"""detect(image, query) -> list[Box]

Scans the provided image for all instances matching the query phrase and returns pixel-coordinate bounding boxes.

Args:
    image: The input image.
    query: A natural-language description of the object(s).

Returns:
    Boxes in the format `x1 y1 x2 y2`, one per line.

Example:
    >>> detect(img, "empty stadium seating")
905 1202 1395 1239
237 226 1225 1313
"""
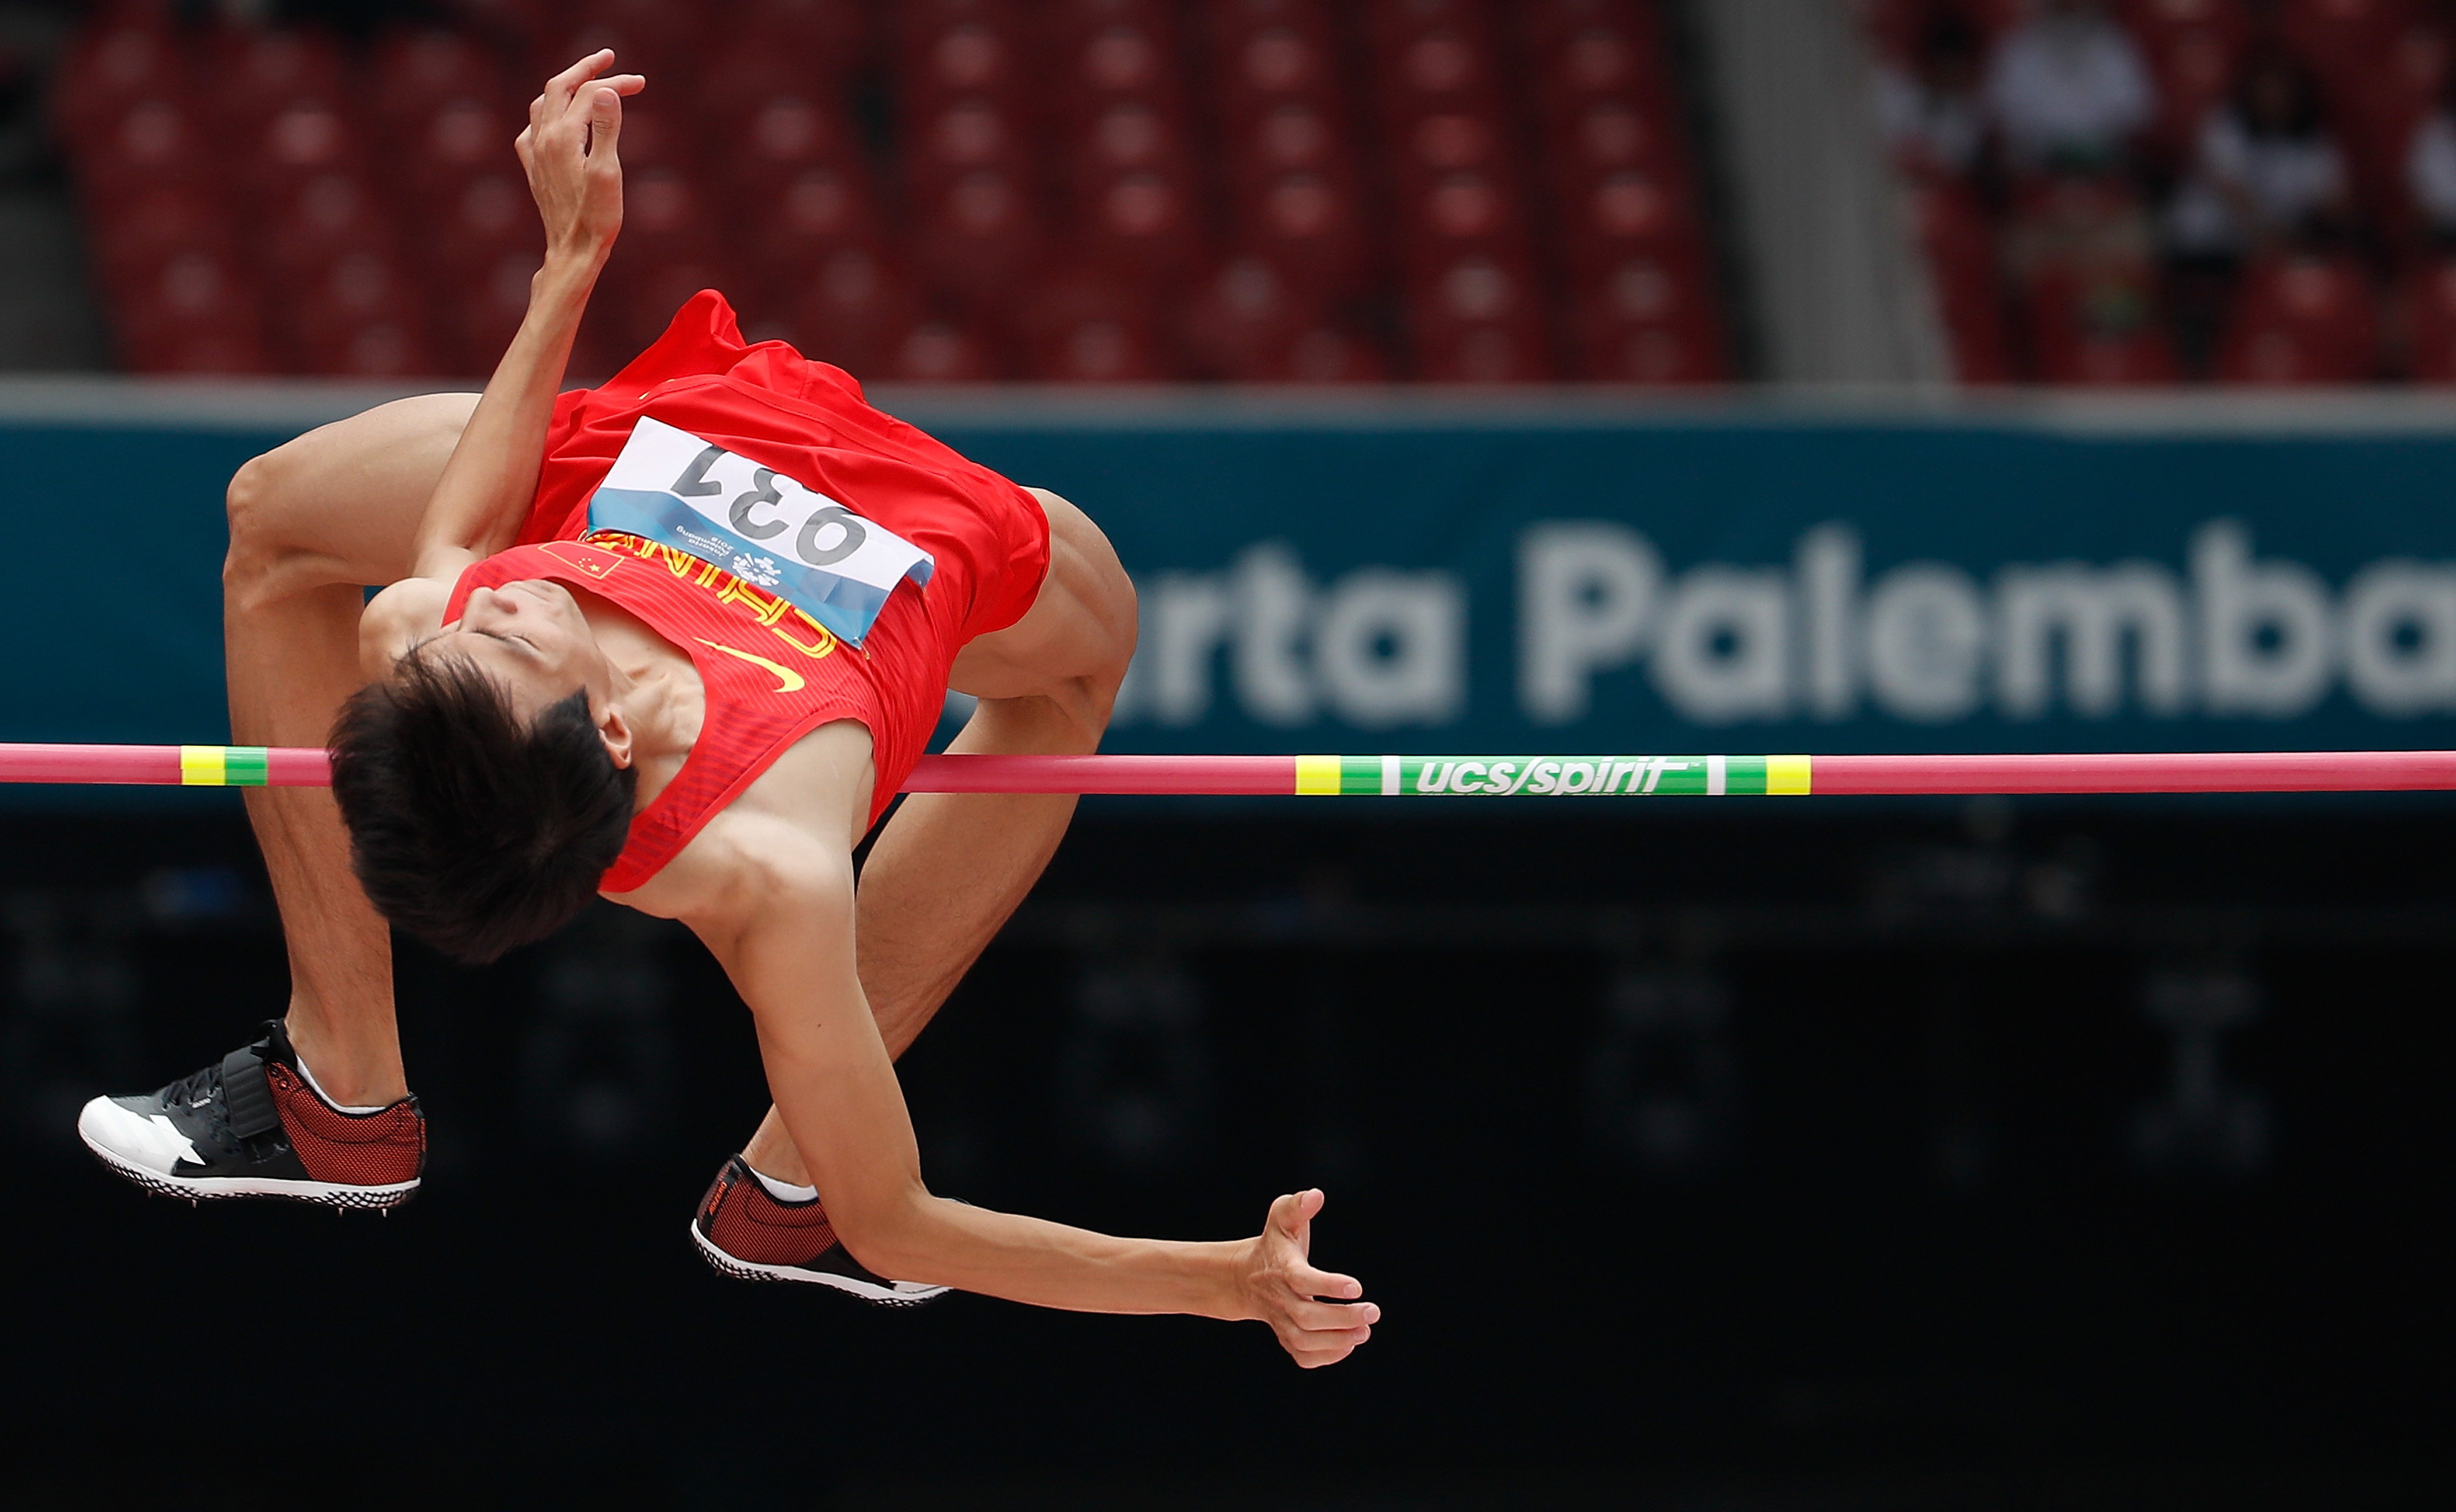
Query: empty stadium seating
53 0 1727 384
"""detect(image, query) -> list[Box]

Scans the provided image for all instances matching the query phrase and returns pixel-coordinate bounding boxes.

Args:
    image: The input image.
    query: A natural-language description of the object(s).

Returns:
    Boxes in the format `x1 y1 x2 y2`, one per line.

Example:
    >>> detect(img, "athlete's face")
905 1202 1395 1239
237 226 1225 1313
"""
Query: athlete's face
420 579 618 734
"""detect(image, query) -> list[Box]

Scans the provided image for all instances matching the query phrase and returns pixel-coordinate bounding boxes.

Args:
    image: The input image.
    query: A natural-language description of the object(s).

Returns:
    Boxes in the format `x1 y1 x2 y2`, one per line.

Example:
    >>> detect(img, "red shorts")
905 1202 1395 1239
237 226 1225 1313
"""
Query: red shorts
509 292 1049 838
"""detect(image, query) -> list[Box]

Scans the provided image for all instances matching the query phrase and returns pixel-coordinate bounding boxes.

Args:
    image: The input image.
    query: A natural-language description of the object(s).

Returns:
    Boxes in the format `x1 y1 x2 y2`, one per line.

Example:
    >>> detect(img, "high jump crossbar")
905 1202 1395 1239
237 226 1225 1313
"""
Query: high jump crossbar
4 745 2455 797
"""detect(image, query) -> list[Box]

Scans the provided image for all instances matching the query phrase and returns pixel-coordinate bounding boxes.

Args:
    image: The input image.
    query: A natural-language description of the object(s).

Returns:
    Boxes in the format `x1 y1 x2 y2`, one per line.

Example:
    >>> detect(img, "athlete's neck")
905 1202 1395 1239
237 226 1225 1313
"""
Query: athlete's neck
571 591 705 812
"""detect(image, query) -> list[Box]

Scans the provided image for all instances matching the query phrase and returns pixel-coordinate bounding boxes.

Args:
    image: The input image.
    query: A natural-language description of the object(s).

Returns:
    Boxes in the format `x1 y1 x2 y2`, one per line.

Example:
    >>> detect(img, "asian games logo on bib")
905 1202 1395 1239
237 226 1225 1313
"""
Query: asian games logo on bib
587 416 935 645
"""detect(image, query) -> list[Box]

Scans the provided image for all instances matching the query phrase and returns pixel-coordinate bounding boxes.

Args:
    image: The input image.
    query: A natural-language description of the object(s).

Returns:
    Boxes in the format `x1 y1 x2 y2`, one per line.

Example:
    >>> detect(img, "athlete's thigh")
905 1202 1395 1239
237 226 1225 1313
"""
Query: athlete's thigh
947 488 1137 699
228 391 480 591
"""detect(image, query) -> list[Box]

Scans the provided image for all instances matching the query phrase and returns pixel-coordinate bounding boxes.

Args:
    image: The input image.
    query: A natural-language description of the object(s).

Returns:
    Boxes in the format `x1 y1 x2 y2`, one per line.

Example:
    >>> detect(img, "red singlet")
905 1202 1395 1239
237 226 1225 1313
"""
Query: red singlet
443 292 1050 893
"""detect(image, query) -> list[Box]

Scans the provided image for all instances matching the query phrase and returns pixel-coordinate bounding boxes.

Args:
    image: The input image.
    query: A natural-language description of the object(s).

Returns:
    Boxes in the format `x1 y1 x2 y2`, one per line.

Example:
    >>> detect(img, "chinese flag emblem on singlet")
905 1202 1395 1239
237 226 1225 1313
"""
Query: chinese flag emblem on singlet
538 541 628 581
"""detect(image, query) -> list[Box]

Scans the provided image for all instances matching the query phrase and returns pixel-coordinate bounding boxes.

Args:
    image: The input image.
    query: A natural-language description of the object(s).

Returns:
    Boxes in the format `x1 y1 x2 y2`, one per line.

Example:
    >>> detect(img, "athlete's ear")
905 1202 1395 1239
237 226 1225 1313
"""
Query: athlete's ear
597 702 635 770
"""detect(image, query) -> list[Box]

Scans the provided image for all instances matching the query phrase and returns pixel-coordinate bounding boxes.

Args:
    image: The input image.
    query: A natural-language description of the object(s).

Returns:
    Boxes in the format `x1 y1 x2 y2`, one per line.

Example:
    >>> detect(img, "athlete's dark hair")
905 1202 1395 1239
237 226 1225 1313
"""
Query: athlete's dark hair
329 651 637 965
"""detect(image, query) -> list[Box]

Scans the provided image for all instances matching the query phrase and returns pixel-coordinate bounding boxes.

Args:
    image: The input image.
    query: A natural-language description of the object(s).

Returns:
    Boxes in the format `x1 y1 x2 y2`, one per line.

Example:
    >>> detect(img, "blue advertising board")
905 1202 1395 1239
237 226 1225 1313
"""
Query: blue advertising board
6 385 2456 808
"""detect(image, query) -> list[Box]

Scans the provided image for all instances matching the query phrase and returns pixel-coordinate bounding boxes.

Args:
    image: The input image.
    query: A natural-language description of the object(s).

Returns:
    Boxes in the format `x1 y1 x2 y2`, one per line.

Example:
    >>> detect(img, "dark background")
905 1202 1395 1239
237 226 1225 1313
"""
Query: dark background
1 796 2447 1508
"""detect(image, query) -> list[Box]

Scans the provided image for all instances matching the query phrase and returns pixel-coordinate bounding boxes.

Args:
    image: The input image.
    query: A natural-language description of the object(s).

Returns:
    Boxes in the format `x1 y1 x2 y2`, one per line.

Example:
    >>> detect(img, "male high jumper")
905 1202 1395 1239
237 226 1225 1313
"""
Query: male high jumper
76 53 1375 1368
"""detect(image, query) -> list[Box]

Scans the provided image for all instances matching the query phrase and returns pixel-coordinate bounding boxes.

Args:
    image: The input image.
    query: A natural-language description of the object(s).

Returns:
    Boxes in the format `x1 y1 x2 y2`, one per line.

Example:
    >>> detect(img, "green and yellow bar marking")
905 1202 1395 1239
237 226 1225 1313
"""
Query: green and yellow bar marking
178 745 272 787
1290 756 1816 796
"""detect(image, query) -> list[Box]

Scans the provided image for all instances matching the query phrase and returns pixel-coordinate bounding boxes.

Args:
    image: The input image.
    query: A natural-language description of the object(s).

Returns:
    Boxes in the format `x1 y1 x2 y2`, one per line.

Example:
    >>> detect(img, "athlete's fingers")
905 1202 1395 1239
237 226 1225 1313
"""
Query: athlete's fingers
540 48 615 114
1287 1263 1363 1302
1267 1188 1323 1244
581 81 623 159
1286 1296 1378 1332
1286 1335 1362 1368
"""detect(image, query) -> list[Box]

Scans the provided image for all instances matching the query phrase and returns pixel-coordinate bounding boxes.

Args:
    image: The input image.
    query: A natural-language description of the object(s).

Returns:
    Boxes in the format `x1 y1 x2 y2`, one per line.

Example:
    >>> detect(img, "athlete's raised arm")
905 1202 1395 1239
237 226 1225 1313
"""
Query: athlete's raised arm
360 51 642 668
669 797 1378 1368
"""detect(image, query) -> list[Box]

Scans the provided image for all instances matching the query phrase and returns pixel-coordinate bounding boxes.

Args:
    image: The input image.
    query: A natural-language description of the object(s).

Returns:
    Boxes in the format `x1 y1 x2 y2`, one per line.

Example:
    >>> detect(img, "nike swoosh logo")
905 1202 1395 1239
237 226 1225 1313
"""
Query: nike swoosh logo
696 638 806 694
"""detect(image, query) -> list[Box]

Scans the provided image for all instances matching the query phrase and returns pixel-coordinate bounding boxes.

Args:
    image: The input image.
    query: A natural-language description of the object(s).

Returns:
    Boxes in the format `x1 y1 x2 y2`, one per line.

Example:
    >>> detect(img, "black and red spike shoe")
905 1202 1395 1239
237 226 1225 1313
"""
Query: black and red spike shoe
77 1020 423 1211
691 1155 948 1306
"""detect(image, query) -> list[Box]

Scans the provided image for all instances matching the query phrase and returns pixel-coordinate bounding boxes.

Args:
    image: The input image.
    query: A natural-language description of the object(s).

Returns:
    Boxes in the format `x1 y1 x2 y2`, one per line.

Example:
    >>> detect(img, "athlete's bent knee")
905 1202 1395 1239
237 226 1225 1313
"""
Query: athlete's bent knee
221 452 287 604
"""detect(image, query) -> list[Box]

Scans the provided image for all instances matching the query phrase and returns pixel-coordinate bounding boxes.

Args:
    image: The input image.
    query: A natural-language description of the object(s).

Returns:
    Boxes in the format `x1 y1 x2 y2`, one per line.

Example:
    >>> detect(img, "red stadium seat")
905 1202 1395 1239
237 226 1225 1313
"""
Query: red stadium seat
616 259 740 352
285 248 421 351
369 29 508 124
736 0 868 55
1394 169 1536 269
2279 0 2416 76
1555 166 1699 272
451 0 554 50
2216 255 2382 383
534 0 704 84
912 166 1047 304
73 96 216 198
440 249 551 377
1054 15 1187 112
1234 169 1374 295
904 98 1036 198
2401 260 2456 381
122 321 276 376
86 184 231 297
53 11 184 144
234 99 371 208
1404 251 1558 381
263 171 401 279
884 317 1000 382
1076 166 1208 281
1209 12 1346 121
1019 274 1169 381
1069 99 1201 185
610 166 723 274
1174 251 1397 381
399 95 527 206
723 95 868 199
1412 320 1558 382
1219 101 1366 211
423 171 543 278
599 104 702 176
1371 25 1509 122
2334 22 2449 224
1176 252 1325 377
1542 99 1689 184
787 245 927 374
111 245 265 366
741 166 884 297
201 25 350 131
1523 9 1675 113
1579 320 1727 384
1566 253 1729 384
897 8 1032 112
1269 324 1392 382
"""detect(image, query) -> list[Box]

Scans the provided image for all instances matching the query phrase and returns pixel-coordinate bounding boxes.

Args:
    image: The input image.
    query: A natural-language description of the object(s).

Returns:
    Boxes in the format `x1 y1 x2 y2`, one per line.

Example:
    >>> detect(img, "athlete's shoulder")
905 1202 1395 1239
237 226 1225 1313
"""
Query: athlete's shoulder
357 575 455 678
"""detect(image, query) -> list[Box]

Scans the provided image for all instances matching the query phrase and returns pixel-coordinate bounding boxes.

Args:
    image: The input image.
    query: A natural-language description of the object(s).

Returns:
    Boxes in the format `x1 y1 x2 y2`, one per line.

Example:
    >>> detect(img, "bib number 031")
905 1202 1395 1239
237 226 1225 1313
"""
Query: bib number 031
587 416 936 645
671 443 869 569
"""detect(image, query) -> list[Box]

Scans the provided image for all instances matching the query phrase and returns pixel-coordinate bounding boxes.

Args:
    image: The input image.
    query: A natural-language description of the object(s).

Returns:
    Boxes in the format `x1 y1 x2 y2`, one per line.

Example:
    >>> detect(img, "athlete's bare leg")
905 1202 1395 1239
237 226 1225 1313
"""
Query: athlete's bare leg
228 409 1132 1124
741 489 1136 1184
222 393 480 1105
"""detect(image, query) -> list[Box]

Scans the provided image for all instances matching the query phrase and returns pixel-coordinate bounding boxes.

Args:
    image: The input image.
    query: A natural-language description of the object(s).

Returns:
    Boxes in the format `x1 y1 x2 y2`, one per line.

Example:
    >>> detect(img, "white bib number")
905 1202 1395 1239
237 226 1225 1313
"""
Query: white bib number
588 416 935 645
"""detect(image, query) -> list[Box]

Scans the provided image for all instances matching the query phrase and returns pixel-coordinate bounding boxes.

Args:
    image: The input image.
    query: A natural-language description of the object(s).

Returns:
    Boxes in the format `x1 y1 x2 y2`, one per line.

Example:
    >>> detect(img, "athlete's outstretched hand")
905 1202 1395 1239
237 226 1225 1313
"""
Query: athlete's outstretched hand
1237 1189 1378 1368
515 50 645 263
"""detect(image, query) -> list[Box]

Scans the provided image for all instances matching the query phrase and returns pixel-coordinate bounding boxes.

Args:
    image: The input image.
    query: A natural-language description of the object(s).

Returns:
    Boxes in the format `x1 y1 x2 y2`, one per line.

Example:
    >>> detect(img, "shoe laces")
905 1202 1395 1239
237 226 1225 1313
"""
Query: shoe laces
160 1062 222 1114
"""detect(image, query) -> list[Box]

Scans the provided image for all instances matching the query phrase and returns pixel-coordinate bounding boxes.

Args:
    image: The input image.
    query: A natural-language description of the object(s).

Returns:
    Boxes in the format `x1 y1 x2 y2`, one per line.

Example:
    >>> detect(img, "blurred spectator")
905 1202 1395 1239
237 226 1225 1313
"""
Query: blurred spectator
1983 0 2155 173
2166 49 2350 372
2167 51 2349 258
1874 8 1989 180
2406 65 2456 244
